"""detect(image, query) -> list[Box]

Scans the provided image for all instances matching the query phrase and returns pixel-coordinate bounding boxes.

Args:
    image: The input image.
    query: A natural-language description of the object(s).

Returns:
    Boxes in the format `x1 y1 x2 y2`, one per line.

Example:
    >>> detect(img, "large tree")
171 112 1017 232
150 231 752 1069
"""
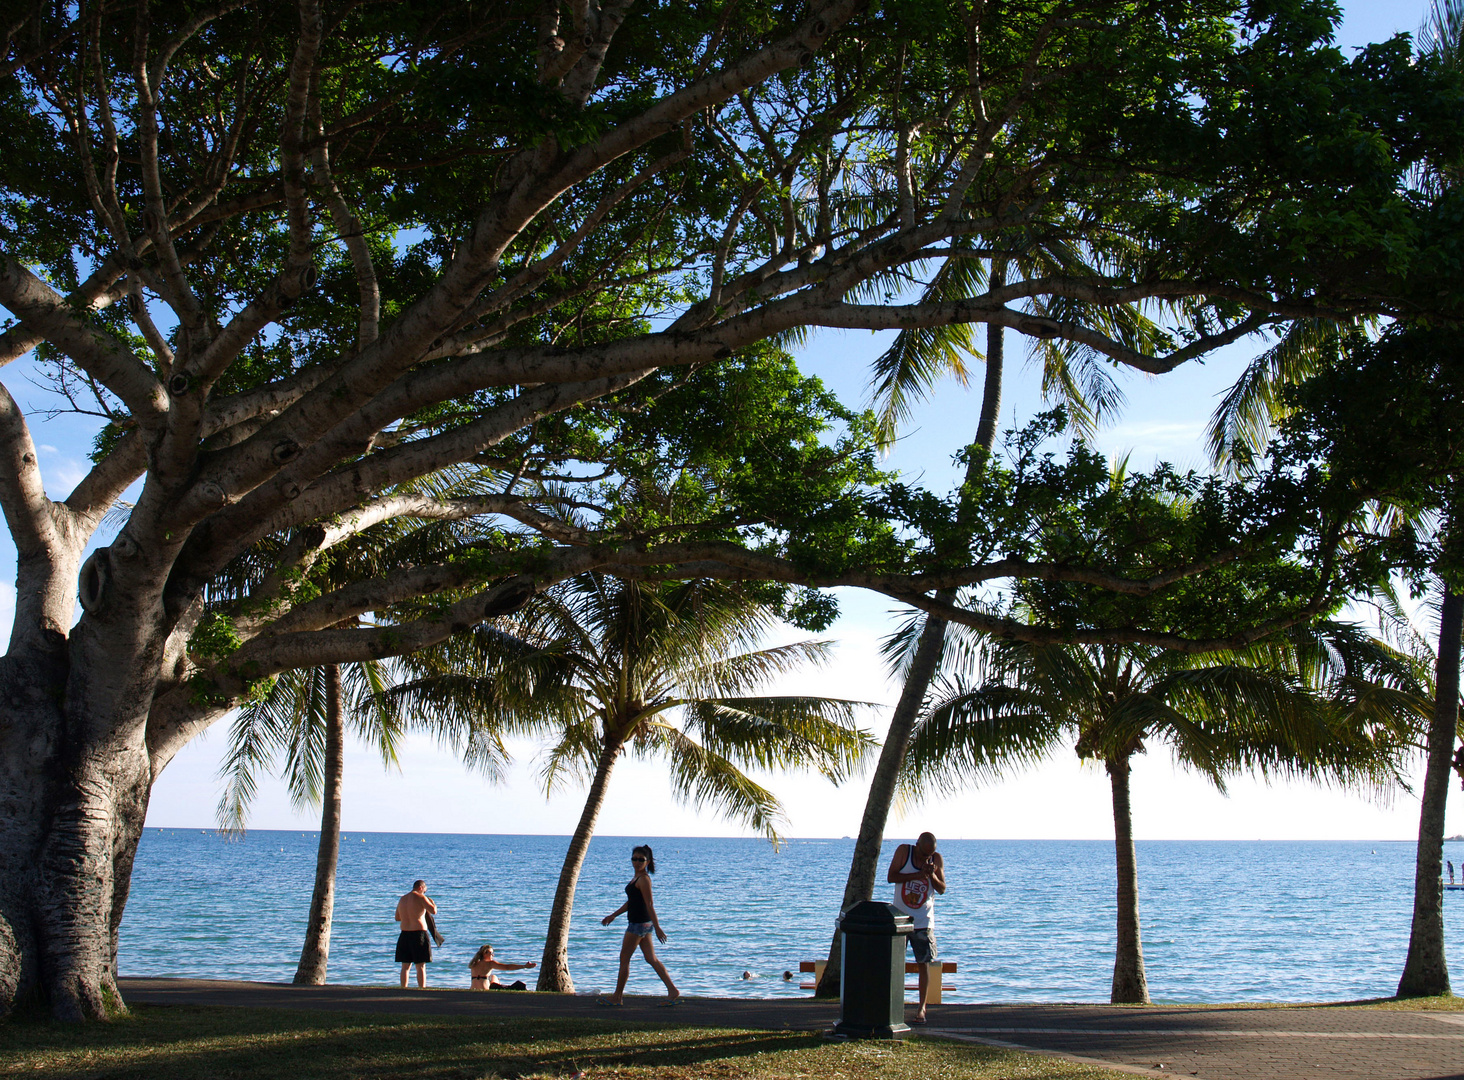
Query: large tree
0 0 1459 1019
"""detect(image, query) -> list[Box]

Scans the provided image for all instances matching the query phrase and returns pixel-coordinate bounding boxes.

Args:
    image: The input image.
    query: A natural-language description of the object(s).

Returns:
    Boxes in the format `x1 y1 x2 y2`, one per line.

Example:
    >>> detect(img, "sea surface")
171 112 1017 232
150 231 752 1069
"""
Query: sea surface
120 832 1464 1003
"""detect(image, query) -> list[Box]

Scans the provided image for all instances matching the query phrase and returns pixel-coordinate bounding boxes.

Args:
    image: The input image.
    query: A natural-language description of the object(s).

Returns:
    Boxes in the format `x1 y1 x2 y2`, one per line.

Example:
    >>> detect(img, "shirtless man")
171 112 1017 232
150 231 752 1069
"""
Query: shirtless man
394 879 437 988
888 832 946 1024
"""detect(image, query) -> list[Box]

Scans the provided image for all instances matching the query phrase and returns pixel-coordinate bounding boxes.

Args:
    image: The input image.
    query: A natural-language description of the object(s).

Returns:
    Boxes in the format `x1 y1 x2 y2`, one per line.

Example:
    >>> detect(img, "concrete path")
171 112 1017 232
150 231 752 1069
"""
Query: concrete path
117 979 1464 1080
922 1003 1464 1080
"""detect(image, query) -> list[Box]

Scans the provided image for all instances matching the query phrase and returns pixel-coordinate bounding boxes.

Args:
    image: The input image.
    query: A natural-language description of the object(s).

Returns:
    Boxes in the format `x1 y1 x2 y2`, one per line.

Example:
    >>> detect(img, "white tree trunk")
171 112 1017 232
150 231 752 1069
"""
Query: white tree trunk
0 514 168 1020
1 666 156 1019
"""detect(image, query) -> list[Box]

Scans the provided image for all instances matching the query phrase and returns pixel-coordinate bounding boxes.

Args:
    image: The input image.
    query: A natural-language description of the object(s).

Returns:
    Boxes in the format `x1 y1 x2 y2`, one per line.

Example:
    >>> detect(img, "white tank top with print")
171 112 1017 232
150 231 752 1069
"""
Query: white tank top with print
891 842 934 929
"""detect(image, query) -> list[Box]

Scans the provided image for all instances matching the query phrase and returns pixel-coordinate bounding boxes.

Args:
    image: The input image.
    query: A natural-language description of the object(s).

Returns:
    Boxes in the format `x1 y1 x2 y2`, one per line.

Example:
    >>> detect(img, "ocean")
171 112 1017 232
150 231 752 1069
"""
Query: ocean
119 831 1464 1003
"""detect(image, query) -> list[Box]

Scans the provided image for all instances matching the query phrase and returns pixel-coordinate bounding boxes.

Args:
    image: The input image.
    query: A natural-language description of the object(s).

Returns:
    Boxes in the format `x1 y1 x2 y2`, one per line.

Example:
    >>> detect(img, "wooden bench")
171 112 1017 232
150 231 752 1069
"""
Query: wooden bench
798 959 958 1003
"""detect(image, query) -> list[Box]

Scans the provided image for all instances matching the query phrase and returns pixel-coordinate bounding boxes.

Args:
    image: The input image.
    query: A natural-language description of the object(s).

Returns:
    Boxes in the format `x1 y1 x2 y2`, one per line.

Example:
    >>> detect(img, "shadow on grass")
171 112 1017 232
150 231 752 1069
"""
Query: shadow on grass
0 1006 837 1080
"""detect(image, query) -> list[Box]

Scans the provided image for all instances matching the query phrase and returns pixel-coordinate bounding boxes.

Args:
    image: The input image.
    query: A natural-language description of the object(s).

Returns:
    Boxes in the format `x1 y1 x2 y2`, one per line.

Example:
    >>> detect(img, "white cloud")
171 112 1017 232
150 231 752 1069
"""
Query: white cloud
41 457 88 499
1101 420 1204 442
1091 421 1208 466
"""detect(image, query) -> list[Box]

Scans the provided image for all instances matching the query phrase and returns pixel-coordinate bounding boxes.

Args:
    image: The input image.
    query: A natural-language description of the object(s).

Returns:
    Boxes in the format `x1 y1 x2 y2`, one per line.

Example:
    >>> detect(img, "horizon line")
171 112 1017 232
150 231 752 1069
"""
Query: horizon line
142 826 1439 844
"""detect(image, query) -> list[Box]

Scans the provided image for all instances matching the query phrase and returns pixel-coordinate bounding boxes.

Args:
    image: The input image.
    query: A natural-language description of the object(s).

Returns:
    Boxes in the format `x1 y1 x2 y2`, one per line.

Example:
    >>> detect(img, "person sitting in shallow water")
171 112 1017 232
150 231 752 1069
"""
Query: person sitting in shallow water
468 944 536 990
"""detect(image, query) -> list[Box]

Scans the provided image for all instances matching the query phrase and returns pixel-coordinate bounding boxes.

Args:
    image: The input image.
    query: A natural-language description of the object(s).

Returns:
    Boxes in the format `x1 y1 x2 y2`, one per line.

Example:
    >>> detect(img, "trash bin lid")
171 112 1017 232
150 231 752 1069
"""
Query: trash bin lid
838 900 914 936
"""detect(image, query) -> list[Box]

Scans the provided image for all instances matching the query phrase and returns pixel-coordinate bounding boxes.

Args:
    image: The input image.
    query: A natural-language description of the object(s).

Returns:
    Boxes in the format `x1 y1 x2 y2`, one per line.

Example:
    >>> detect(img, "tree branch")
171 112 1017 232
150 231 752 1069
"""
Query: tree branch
173 371 652 587
0 381 57 557
0 254 168 425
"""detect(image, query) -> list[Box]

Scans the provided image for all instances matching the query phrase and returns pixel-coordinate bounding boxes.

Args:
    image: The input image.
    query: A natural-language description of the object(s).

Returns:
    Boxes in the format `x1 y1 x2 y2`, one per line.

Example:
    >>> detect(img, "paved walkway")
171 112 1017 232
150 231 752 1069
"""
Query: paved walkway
118 979 1464 1080
922 1003 1464 1080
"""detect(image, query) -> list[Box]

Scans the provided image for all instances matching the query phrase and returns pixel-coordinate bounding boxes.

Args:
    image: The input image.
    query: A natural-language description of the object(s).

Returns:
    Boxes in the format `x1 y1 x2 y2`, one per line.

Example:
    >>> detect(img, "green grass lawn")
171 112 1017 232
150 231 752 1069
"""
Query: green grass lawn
0 1005 1124 1080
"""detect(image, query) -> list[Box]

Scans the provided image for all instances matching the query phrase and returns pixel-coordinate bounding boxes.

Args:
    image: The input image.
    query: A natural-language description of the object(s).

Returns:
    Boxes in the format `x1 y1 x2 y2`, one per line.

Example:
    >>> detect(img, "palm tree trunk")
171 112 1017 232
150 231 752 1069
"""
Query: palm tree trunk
814 613 948 996
294 665 343 986
537 735 624 993
1398 585 1463 998
1108 752 1150 1004
972 264 1006 454
815 273 1006 998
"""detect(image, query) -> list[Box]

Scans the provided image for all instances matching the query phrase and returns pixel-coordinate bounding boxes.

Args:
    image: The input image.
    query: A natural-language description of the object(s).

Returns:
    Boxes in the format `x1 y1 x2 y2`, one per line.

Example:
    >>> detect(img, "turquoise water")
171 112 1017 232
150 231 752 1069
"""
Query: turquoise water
119 832 1464 1002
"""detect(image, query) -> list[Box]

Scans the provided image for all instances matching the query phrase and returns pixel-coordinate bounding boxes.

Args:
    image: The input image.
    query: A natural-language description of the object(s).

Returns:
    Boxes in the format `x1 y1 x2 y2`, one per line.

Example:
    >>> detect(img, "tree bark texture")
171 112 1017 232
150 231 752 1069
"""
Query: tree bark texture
1 659 156 1020
1398 585 1463 998
0 644 67 1013
294 664 344 986
536 736 624 992
1108 753 1151 1004
815 294 1006 997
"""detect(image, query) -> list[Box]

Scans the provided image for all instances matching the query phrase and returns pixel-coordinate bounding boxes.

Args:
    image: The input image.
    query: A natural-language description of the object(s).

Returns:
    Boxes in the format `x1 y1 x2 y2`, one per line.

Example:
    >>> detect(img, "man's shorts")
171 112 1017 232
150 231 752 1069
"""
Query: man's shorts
908 927 937 964
395 930 432 964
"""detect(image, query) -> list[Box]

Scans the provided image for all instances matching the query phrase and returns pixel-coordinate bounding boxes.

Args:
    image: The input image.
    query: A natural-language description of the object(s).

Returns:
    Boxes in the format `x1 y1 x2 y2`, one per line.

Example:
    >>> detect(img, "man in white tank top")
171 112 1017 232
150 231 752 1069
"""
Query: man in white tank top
888 831 945 1023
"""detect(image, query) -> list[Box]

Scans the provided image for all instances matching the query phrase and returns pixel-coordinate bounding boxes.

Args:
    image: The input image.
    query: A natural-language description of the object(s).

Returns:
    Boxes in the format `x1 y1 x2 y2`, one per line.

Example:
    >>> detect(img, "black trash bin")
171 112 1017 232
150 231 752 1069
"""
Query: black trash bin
831 900 912 1039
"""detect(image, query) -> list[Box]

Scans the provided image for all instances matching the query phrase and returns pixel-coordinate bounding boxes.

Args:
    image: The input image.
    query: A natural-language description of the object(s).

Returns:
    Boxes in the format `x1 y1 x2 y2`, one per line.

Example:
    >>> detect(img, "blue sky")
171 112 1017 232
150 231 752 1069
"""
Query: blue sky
5 1 1447 841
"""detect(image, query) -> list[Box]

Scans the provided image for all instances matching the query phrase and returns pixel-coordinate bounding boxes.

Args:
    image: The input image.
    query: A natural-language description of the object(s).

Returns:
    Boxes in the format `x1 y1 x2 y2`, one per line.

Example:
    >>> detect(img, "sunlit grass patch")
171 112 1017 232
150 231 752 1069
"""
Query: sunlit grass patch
1360 994 1464 1011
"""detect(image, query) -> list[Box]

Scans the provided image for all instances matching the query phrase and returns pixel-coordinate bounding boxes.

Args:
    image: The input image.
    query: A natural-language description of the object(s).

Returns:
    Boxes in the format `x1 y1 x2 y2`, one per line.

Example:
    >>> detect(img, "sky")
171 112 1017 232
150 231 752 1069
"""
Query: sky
5 0 1451 844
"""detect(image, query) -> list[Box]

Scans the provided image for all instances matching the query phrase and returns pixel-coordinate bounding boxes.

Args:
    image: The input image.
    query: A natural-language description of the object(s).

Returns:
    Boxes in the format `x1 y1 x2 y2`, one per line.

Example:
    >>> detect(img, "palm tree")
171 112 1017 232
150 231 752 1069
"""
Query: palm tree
391 573 875 993
815 240 1170 994
1212 316 1464 1000
217 655 402 984
901 621 1427 1003
212 508 508 985
1390 0 1464 1000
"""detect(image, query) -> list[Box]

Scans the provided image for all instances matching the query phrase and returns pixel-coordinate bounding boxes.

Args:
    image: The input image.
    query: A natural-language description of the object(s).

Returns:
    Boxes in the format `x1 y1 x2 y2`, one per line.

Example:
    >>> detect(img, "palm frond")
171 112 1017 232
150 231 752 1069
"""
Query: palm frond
279 667 329 811
867 255 988 447
1205 319 1354 475
345 659 404 769
878 607 933 682
215 669 308 833
682 697 876 781
681 640 839 698
640 722 789 844
901 679 1066 796
1421 0 1464 65
539 714 606 794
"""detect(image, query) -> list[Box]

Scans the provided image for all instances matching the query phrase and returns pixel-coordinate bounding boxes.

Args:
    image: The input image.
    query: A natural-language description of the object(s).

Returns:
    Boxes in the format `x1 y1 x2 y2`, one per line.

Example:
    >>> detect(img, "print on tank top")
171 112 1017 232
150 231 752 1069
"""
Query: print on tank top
901 876 931 911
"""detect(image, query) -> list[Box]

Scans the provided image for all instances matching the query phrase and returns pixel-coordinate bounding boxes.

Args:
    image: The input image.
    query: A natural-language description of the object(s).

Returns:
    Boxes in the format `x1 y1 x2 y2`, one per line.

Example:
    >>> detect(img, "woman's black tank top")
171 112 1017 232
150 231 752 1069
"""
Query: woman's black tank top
625 879 651 922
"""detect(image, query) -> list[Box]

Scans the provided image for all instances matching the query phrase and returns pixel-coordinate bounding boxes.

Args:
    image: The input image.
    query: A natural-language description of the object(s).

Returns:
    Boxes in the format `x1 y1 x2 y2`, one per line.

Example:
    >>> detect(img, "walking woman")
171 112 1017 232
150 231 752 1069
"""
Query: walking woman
599 844 680 1005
